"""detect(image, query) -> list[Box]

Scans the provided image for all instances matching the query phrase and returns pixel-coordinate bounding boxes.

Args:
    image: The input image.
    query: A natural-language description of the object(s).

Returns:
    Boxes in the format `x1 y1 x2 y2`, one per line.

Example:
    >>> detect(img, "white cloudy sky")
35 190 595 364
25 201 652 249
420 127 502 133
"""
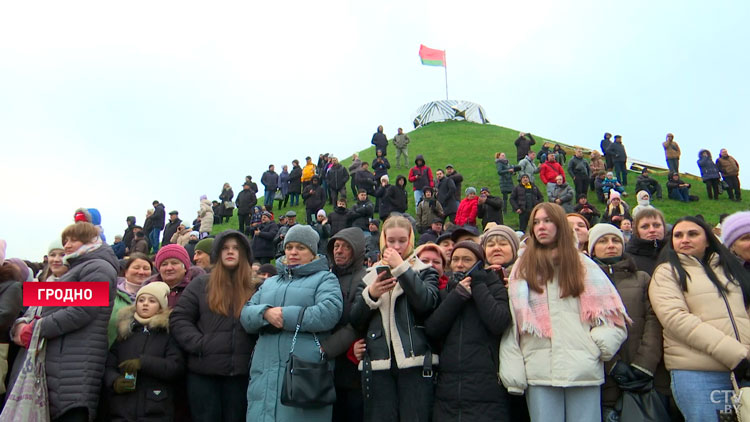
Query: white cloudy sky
1 1 748 261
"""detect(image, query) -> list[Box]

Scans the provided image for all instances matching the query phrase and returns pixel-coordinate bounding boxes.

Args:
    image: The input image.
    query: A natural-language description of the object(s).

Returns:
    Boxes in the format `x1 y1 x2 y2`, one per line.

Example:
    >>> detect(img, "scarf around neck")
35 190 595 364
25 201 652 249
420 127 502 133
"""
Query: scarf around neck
508 254 630 338
63 236 103 265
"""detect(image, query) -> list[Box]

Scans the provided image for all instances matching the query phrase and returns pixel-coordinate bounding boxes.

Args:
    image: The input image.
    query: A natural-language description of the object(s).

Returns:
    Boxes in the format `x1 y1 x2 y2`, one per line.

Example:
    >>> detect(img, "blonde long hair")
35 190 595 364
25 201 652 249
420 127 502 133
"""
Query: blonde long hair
379 216 416 259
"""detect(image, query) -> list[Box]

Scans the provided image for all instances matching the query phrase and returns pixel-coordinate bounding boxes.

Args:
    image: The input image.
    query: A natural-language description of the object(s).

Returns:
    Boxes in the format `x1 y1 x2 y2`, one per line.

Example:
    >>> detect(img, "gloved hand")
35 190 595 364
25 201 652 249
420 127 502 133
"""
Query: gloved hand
630 365 653 382
119 358 142 373
113 376 135 394
468 267 489 285
19 321 35 349
733 359 750 381
610 361 637 386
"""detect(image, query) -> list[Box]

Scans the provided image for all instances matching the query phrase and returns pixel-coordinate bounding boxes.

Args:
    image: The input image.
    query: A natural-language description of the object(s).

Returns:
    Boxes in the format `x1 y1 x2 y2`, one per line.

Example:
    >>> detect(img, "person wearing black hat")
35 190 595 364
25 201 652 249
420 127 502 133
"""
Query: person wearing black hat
418 218 444 245
425 241 511 421
366 219 381 261
171 230 260 421
477 187 503 227
273 210 298 258
451 225 481 244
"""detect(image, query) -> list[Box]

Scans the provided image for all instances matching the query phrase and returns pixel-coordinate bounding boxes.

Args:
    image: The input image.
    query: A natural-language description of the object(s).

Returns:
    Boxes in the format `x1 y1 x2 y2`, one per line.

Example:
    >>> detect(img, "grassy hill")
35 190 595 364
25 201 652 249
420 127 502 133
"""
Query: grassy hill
213 120 747 234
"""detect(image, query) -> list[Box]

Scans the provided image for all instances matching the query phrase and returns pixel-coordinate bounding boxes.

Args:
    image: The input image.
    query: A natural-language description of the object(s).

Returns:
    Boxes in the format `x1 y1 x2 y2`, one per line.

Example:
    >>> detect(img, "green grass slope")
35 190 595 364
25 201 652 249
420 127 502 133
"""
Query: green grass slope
214 120 747 234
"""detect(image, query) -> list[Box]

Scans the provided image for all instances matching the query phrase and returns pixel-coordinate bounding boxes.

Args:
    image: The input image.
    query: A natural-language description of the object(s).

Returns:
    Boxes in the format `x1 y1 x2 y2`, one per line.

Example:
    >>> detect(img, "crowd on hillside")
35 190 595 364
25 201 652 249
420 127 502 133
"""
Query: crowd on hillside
0 125 748 422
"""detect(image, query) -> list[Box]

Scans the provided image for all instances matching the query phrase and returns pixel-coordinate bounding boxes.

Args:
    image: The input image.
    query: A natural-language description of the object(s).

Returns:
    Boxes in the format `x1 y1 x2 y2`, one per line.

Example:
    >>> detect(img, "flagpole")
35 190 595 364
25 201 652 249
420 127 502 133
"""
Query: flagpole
443 50 448 100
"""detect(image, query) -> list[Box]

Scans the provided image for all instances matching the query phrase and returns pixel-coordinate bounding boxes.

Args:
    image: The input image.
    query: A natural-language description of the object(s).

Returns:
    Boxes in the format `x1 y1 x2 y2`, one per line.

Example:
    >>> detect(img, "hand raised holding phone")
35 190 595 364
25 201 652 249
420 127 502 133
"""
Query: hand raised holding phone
368 266 397 299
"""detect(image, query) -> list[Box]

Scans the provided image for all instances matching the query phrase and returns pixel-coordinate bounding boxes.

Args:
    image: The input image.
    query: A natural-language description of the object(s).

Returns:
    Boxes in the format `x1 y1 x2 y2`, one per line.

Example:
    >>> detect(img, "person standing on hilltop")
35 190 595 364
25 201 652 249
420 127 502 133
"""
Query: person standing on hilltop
348 153 363 197
495 152 519 213
372 125 389 156
287 159 303 207
301 156 316 189
148 200 166 254
408 155 434 212
446 164 463 204
600 132 614 170
568 148 591 198
607 135 628 186
261 164 279 211
514 132 536 162
436 169 458 223
662 133 681 174
392 127 411 168
716 148 742 202
326 156 350 206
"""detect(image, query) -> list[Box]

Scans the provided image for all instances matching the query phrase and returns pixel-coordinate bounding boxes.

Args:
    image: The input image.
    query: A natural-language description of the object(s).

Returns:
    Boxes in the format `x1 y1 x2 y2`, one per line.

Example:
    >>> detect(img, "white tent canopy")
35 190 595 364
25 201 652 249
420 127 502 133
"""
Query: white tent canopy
412 100 489 128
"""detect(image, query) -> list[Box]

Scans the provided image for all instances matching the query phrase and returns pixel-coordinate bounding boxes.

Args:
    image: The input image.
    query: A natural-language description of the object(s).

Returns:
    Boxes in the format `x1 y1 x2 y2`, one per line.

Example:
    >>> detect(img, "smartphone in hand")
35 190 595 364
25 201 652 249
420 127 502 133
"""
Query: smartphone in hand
375 265 393 279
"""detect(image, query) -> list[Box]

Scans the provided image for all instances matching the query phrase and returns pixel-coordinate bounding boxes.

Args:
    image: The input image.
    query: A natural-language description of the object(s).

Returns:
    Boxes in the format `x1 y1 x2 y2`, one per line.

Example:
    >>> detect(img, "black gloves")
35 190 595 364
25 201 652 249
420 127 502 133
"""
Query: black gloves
610 361 653 390
733 359 750 381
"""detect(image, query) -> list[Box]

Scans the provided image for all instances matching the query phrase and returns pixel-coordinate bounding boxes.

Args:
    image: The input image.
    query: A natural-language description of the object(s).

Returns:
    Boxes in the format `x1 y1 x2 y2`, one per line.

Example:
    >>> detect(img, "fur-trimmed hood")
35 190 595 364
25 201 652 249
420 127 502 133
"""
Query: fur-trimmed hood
116 304 171 340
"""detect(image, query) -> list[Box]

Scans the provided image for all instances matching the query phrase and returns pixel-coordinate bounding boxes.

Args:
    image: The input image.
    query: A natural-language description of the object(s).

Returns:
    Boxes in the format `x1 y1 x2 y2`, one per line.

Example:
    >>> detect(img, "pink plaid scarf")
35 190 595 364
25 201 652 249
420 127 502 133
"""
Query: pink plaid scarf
508 256 630 338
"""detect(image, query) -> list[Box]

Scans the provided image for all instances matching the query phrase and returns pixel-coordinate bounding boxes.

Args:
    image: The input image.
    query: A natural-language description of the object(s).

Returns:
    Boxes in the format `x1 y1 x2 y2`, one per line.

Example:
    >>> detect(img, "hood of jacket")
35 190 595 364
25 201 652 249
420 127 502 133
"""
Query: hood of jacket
636 190 651 206
275 254 330 280
116 304 171 340
327 227 366 275
698 149 713 160
66 242 120 271
395 175 408 189
414 154 425 166
212 229 253 264
625 235 665 257
593 254 638 278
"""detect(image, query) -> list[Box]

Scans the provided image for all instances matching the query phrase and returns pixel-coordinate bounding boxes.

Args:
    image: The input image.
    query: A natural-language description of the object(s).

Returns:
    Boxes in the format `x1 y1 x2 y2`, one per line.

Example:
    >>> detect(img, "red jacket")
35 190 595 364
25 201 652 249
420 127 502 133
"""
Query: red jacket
540 162 565 184
454 196 478 226
408 165 435 191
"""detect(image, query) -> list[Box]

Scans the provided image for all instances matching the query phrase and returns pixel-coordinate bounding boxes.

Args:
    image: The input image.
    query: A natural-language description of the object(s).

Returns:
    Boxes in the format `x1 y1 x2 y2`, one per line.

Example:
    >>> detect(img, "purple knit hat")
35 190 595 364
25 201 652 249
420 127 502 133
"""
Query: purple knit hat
5 257 30 281
722 211 750 249
154 244 191 270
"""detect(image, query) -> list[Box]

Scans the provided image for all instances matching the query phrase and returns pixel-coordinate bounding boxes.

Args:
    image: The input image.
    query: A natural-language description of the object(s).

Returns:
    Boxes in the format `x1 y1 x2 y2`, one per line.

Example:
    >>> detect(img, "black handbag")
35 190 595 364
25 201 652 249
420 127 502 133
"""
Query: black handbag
280 307 336 408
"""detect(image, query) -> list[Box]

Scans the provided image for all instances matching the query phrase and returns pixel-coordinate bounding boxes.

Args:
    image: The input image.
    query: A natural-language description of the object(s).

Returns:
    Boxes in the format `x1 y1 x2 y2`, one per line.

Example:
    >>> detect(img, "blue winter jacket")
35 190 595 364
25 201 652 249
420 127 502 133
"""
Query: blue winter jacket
241 256 343 422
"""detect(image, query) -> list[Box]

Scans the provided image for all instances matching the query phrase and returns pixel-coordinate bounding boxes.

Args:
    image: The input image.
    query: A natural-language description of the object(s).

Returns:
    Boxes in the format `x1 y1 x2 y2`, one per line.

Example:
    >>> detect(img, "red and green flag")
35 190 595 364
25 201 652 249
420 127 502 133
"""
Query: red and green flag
419 44 446 67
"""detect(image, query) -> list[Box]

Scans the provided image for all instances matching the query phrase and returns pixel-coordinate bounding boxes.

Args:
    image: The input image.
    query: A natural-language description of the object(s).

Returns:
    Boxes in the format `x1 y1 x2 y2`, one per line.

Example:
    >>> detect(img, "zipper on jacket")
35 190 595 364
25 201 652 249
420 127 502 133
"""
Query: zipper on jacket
405 305 415 357
607 264 614 276
719 287 741 342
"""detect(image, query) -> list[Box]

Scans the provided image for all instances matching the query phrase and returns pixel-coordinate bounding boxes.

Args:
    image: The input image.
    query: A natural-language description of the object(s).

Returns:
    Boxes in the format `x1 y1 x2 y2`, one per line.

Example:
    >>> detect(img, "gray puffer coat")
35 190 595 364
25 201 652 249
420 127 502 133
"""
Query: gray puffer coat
39 245 119 420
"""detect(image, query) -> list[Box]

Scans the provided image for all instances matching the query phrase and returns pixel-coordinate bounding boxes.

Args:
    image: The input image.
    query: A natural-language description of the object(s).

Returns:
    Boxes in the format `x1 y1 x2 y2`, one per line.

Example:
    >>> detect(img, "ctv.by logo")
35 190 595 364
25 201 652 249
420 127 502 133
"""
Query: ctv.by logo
711 389 735 415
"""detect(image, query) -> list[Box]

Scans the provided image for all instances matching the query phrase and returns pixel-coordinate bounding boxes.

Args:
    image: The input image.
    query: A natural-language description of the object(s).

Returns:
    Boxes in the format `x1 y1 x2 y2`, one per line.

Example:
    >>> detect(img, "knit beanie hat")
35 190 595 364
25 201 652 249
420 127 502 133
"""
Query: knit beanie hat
284 225 320 255
722 211 750 249
636 190 650 206
317 209 327 218
588 223 625 256
136 281 170 311
5 258 30 282
189 231 200 238
451 241 486 263
155 244 191 270
211 230 253 265
481 225 520 260
465 187 477 196
200 194 207 201
608 190 621 201
48 239 64 253
195 238 214 255
258 263 278 276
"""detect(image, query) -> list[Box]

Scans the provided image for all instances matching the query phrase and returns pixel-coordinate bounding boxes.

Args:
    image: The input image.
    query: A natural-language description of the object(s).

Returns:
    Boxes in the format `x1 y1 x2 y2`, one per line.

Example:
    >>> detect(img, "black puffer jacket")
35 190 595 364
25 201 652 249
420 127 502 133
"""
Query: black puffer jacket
322 228 367 390
150 204 166 230
252 221 279 260
425 268 511 422
350 258 439 371
351 200 374 231
161 218 182 246
236 189 257 214
39 245 119 420
303 179 327 211
437 177 458 215
625 236 666 276
478 194 504 226
326 164 350 190
169 274 257 376
376 177 408 218
510 182 543 212
288 165 303 194
105 307 184 422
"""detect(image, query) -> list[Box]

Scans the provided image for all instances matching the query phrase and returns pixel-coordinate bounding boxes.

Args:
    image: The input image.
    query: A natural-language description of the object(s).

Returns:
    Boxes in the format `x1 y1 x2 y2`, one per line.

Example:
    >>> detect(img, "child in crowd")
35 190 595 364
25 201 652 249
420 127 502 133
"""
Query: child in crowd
105 282 184 421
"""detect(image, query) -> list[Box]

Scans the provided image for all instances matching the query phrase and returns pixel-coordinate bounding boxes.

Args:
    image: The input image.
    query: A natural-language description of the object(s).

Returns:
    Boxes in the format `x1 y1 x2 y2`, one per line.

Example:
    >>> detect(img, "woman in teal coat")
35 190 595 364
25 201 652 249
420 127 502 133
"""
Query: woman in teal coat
241 225 343 422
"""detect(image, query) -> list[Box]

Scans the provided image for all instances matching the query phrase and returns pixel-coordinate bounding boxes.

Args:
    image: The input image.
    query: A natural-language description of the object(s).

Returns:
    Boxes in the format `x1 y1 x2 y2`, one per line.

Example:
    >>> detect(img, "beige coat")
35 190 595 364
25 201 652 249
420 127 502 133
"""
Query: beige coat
649 253 750 371
499 258 627 393
198 199 213 234
170 229 192 247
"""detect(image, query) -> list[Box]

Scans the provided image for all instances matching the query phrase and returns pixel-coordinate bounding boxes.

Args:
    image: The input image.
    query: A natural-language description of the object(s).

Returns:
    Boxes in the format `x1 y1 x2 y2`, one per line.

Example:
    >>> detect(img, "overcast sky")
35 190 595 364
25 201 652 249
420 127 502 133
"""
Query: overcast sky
1 1 748 261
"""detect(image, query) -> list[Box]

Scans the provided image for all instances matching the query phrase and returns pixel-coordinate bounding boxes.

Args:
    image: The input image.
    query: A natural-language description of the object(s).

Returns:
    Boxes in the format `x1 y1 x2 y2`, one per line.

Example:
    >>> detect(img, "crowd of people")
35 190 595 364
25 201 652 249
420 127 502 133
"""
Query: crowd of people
0 125 748 422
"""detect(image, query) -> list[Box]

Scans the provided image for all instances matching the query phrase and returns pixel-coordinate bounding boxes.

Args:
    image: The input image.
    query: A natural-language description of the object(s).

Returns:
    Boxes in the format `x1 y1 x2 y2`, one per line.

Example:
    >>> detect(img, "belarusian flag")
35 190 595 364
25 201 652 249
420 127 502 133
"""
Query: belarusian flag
419 44 446 67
